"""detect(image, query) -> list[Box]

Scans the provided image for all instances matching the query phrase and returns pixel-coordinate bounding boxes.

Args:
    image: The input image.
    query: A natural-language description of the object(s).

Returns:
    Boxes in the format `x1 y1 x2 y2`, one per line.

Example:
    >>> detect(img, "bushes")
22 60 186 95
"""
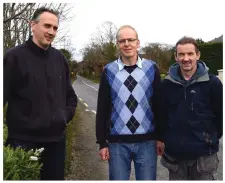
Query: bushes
4 144 43 180
3 108 80 180
79 72 100 83
3 121 7 144
3 124 44 180
199 42 223 75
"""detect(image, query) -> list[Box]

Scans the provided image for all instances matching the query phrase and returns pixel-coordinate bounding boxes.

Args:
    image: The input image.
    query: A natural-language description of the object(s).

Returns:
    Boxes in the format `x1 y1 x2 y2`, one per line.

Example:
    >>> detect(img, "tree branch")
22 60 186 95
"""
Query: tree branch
3 3 33 24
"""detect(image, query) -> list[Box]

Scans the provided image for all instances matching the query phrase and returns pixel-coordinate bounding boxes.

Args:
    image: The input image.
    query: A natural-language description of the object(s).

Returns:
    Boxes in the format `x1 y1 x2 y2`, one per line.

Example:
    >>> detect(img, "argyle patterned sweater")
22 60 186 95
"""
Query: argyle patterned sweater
96 59 161 149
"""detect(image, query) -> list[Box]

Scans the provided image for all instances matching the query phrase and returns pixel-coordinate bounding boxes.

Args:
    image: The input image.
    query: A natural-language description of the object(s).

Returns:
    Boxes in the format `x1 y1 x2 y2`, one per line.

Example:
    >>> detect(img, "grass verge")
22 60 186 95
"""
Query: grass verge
65 107 81 176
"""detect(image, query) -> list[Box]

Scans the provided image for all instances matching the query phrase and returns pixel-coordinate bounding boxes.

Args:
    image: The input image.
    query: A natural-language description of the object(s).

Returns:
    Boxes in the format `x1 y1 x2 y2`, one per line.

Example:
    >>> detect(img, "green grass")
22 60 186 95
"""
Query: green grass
71 75 77 83
160 73 166 80
89 78 100 83
64 108 81 176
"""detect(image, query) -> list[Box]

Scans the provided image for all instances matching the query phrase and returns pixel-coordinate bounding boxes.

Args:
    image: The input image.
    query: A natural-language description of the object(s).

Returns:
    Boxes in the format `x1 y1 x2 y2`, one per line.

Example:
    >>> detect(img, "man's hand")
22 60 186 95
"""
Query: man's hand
99 147 110 160
157 141 164 156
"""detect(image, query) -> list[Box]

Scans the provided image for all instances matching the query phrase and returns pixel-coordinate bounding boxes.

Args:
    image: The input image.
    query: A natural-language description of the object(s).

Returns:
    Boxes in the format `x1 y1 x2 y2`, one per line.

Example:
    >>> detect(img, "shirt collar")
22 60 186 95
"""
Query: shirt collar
117 56 143 71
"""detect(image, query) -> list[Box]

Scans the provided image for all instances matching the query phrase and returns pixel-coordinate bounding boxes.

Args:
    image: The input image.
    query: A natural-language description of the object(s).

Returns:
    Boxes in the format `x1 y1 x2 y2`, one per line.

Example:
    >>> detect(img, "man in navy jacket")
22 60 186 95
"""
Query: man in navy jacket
160 36 222 180
4 7 77 180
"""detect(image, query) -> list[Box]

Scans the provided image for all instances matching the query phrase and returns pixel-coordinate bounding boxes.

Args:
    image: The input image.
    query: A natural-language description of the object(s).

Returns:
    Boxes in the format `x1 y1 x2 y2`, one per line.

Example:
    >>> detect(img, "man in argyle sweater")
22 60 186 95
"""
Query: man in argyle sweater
96 25 163 180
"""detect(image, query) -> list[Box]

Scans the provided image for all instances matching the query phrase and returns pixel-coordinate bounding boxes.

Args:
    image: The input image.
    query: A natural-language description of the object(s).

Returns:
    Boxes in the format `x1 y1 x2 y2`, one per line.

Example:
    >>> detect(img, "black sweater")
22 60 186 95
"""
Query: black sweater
4 37 77 142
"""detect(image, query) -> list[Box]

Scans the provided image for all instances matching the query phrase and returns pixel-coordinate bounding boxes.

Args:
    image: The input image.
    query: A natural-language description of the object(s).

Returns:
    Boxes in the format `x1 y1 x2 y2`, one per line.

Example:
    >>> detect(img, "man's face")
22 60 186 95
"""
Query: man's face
116 27 140 58
31 12 58 49
175 43 200 73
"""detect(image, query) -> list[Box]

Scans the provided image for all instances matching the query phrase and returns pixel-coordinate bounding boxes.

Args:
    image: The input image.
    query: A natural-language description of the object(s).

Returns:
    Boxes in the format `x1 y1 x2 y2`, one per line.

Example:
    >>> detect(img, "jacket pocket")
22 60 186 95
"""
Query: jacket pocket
51 108 69 133
160 153 178 172
197 153 219 173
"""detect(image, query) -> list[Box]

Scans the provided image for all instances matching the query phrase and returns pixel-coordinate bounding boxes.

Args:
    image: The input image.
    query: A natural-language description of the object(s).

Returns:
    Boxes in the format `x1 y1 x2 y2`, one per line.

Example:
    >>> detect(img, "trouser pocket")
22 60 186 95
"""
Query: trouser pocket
197 153 219 174
160 153 178 172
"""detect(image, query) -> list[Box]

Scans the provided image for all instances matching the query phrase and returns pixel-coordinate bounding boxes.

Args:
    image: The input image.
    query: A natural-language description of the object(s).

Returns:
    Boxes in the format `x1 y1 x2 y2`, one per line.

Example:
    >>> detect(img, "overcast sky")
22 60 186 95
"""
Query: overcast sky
59 0 223 61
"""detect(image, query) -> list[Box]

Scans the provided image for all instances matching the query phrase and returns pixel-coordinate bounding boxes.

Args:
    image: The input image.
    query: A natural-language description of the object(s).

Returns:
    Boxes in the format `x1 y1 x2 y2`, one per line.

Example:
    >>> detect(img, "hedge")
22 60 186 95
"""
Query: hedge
199 42 223 75
3 106 79 180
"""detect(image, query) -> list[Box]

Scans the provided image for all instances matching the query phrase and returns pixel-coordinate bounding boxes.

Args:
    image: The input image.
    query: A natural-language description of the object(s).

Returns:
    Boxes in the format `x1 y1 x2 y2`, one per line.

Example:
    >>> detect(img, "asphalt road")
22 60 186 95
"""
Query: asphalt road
71 75 223 180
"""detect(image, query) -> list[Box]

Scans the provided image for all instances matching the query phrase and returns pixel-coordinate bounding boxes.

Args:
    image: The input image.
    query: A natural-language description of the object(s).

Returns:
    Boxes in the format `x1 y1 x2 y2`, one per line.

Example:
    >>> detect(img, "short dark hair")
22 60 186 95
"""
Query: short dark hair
175 36 199 54
31 7 59 22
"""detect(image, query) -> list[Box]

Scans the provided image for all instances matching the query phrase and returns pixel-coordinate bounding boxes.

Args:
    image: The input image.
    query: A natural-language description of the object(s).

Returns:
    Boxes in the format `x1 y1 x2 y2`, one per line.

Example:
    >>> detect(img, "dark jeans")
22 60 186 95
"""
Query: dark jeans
5 137 66 180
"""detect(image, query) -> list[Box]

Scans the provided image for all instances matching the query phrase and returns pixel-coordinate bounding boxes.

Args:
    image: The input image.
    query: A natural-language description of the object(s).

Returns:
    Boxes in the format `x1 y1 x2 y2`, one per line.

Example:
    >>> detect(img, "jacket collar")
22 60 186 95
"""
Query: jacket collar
27 36 51 56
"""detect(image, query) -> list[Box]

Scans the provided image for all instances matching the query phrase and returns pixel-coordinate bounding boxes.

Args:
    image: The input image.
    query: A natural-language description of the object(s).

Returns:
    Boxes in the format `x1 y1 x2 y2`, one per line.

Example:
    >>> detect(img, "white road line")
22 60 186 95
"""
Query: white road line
83 103 88 107
85 109 89 112
81 80 98 91
91 110 96 114
79 98 83 101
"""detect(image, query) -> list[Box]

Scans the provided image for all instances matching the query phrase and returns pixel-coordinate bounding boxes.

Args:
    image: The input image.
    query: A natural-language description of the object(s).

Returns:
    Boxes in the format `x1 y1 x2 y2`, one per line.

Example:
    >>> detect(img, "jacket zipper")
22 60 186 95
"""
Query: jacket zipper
180 85 187 147
43 56 53 110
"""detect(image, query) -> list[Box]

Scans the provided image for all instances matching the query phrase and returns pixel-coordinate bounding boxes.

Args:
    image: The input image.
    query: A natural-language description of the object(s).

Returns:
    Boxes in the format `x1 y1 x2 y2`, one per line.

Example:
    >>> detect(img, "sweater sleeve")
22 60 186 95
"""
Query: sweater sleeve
96 68 111 150
210 75 223 139
151 64 163 141
64 57 78 123
158 79 169 142
3 49 17 107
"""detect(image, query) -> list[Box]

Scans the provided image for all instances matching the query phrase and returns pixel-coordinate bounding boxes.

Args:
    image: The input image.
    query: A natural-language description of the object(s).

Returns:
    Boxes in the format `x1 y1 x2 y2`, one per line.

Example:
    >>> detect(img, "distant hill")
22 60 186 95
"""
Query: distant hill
209 35 223 43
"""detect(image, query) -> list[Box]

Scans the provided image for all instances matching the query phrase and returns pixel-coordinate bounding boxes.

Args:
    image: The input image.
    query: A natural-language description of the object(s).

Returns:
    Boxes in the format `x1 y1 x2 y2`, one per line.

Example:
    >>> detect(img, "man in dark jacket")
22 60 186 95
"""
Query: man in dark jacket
160 36 223 180
4 7 77 180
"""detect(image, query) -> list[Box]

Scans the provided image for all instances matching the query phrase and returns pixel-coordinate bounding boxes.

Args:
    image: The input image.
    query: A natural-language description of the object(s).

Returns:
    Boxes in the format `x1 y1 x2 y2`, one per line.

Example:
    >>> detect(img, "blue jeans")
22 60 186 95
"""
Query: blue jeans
108 140 157 180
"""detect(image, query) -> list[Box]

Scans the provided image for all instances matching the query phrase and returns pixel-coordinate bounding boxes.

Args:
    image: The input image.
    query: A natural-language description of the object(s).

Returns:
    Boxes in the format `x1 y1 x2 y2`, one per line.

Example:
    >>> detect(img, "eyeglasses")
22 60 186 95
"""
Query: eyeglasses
117 38 138 45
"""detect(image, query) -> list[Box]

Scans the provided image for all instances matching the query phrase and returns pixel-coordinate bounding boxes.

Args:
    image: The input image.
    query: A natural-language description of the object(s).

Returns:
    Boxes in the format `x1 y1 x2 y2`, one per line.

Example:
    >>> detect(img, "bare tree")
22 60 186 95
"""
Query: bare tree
91 21 117 45
57 35 76 57
3 3 33 24
80 21 118 77
90 21 117 60
3 3 35 52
